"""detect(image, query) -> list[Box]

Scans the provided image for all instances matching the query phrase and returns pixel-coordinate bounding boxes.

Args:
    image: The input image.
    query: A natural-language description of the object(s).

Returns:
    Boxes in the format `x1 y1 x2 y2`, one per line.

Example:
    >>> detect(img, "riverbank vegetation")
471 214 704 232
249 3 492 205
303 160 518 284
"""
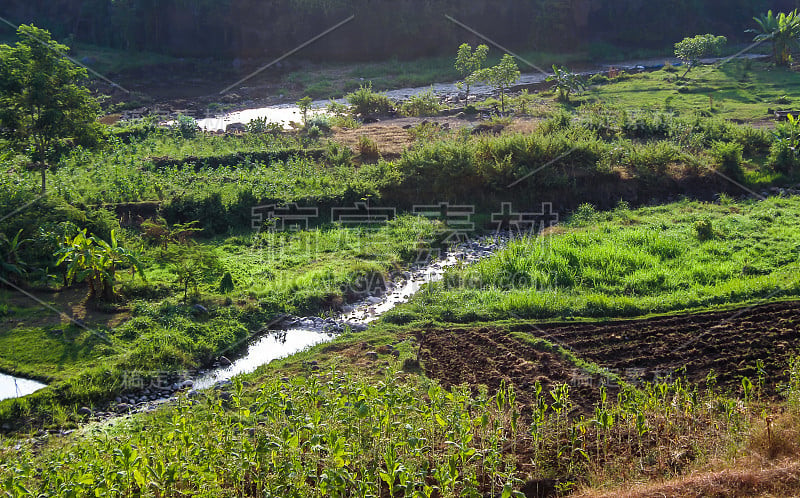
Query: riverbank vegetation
4 12 800 495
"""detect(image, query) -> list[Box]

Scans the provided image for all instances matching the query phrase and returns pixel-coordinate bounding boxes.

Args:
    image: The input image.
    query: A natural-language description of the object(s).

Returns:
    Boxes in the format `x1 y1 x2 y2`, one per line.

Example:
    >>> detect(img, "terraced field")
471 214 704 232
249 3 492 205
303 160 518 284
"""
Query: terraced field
421 300 800 408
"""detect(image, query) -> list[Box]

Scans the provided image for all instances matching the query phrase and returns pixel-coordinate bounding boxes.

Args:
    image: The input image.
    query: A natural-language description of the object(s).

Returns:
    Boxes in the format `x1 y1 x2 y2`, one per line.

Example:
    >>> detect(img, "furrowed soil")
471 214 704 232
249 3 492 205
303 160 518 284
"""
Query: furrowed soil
419 300 800 410
419 327 612 415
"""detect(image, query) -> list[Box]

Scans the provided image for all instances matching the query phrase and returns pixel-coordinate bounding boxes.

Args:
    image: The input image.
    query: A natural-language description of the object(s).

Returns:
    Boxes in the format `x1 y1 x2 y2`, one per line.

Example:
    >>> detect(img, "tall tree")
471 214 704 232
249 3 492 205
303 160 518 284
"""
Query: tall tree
0 25 101 193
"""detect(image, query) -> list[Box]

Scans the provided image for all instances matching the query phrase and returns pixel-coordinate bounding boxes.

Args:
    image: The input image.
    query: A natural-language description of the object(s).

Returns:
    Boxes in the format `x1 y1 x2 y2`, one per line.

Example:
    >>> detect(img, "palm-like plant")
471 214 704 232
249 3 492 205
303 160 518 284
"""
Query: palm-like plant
750 10 800 66
56 229 145 301
546 65 587 103
0 229 30 284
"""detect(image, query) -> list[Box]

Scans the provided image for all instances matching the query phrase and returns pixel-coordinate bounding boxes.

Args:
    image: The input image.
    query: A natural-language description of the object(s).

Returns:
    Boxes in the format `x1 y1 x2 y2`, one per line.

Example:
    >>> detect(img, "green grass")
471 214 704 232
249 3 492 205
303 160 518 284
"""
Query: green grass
0 216 444 428
585 60 800 121
385 196 800 323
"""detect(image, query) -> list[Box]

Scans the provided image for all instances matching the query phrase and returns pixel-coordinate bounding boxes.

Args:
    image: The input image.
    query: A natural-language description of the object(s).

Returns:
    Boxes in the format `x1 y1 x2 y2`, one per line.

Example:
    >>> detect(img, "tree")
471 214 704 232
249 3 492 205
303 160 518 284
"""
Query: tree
674 34 727 78
297 96 313 127
454 43 489 103
546 65 587 103
475 54 521 114
0 25 101 193
749 10 800 66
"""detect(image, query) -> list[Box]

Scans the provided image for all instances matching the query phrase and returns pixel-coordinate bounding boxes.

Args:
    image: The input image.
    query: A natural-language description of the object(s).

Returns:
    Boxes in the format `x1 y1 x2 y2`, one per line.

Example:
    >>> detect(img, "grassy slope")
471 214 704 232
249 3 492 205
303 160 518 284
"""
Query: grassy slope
585 60 800 121
385 196 800 323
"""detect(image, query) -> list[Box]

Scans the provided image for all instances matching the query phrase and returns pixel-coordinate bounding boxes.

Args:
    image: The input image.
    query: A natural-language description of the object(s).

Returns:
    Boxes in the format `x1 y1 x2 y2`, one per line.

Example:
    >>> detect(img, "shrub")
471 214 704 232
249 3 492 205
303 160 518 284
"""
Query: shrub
768 140 800 173
588 73 610 85
245 117 282 134
346 83 393 117
732 126 771 155
306 115 332 132
711 141 744 179
400 89 441 117
326 141 353 166
570 203 599 227
694 218 715 241
174 114 198 139
219 271 235 293
357 136 380 160
306 125 322 139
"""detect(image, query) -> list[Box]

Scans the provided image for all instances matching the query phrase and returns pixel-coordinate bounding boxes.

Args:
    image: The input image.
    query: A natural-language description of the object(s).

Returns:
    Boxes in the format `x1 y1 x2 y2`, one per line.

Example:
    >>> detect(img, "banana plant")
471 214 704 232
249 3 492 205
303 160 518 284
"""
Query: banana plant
749 10 800 66
55 229 145 301
0 229 30 284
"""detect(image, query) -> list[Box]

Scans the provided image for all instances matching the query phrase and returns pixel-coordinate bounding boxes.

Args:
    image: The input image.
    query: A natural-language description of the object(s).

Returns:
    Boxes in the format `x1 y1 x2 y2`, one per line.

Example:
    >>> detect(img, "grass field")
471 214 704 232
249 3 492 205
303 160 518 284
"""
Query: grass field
584 60 800 121
385 196 800 323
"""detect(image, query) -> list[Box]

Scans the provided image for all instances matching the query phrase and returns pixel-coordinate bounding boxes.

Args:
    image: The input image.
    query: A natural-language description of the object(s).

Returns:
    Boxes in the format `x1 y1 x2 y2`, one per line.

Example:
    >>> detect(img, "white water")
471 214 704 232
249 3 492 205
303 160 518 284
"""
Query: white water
0 372 47 401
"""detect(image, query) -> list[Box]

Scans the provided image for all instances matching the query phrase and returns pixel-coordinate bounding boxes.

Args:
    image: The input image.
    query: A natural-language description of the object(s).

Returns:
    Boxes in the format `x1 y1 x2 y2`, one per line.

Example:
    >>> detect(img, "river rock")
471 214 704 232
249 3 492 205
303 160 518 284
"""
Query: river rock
180 379 194 389
77 407 92 416
219 356 232 366
116 404 131 413
226 122 247 133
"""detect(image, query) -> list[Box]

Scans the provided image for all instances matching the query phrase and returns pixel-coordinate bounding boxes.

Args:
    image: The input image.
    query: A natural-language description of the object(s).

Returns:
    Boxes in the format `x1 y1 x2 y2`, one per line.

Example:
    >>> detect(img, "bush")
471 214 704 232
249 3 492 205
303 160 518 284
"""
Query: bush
768 140 800 173
174 114 198 139
588 73 610 85
245 117 282 134
346 83 393 117
711 141 744 179
306 125 322 139
357 136 380 160
694 218 714 241
306 115 332 132
399 89 441 117
326 142 353 166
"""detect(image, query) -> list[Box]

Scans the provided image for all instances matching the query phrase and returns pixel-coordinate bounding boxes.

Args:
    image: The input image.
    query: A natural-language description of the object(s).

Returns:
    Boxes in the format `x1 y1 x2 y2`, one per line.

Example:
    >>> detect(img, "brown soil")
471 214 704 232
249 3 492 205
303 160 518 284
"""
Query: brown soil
417 300 800 418
511 300 800 394
419 327 612 415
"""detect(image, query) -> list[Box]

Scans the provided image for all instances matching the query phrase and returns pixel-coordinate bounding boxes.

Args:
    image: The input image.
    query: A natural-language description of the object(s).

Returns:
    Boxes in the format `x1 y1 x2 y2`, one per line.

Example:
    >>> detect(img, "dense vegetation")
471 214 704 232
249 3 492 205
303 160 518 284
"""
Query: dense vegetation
386 196 800 323
5 14 800 495
2 0 779 60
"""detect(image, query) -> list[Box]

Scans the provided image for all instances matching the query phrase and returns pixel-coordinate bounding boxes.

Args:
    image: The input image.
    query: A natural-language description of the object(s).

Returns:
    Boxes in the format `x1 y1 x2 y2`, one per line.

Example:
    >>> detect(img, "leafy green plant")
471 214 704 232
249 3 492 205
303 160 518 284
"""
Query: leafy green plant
357 135 380 160
346 83 393 117
546 65 587 103
749 10 800 66
0 24 102 193
710 140 744 179
769 113 800 172
0 229 30 284
694 218 715 241
174 114 198 139
454 43 489 103
297 96 313 127
475 55 521 114
55 229 145 301
400 89 441 117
